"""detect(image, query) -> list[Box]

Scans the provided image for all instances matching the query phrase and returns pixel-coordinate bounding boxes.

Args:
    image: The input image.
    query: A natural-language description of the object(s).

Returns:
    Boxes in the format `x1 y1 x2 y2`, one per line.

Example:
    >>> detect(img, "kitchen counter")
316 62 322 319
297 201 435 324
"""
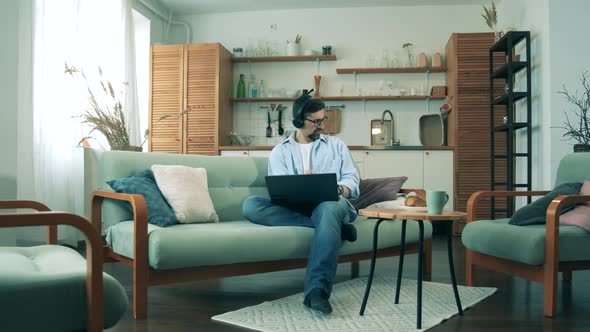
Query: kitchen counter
219 145 454 151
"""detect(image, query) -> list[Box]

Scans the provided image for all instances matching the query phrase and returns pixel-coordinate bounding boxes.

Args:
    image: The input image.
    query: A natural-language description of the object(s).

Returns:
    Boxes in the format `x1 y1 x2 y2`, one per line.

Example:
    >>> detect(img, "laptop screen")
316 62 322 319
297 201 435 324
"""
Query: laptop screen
265 173 338 209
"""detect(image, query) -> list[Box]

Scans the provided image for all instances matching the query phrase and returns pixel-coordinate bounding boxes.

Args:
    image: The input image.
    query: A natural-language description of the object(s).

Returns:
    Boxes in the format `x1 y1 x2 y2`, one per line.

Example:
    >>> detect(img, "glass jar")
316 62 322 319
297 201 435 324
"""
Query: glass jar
232 47 243 57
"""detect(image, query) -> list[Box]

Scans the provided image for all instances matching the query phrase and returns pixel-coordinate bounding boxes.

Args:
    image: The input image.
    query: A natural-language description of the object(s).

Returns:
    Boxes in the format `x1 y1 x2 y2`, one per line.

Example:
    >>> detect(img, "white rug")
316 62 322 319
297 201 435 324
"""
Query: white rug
212 276 496 332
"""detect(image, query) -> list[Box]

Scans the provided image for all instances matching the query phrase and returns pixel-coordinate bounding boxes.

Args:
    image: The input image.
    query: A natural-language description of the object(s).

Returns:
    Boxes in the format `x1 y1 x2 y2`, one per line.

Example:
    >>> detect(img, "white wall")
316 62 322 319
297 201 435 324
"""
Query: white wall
547 0 590 184
177 5 488 146
498 0 590 189
133 0 170 44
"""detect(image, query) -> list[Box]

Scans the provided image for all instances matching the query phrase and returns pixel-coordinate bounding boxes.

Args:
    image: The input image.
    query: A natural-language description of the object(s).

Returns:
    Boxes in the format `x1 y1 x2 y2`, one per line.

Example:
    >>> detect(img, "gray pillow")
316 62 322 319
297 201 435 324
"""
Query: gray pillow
352 176 408 210
508 182 582 226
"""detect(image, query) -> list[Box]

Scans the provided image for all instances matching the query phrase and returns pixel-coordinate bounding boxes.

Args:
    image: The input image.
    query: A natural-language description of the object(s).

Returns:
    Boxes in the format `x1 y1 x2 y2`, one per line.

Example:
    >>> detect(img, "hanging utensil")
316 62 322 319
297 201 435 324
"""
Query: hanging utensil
266 111 272 137
278 108 284 135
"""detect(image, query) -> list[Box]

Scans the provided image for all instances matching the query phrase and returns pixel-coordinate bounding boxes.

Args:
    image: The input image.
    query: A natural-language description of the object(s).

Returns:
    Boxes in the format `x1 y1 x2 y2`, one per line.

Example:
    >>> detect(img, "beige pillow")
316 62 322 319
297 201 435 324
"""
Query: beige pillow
560 180 590 232
151 165 219 223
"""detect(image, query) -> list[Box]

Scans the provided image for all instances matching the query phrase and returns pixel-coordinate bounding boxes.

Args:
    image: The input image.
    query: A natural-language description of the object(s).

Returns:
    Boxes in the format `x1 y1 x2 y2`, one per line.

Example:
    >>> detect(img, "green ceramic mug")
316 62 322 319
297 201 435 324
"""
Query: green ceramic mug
426 190 449 215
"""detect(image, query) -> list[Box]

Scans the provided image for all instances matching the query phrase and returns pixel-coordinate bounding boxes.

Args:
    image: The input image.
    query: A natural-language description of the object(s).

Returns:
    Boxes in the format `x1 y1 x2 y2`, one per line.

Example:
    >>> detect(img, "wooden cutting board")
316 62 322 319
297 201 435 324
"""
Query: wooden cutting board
323 108 341 134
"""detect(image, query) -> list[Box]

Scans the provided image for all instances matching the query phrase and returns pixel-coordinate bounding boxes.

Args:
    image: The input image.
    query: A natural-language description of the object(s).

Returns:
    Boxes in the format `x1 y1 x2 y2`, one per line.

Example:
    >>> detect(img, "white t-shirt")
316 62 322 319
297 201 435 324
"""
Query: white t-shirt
298 142 313 172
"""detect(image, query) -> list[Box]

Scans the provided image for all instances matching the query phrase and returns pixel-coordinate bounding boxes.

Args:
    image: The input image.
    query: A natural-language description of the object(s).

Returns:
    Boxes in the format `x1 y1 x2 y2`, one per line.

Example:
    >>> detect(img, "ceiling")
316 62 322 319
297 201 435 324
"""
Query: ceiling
156 0 494 15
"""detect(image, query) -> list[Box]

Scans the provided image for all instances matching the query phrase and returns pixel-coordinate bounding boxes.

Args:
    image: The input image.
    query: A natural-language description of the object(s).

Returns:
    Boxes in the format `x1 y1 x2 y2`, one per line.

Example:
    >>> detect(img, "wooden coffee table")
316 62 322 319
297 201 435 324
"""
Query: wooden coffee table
357 208 467 329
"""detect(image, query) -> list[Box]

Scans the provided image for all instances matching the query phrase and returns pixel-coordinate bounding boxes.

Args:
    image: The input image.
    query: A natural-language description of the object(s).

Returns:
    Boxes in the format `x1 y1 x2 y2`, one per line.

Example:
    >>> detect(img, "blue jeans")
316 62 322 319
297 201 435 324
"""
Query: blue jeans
242 196 356 299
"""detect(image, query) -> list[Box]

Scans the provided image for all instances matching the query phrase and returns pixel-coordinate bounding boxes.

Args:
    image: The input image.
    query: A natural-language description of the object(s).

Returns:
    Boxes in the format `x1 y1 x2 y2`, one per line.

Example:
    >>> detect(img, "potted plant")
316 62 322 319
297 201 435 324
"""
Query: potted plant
66 63 146 151
558 71 590 152
481 1 501 41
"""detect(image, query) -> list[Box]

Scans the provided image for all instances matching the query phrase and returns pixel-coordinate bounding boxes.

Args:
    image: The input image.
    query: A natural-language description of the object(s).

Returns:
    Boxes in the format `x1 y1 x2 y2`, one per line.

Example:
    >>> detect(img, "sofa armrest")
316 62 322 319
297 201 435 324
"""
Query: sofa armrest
466 190 550 224
0 200 55 244
0 210 104 332
91 190 149 267
90 190 148 234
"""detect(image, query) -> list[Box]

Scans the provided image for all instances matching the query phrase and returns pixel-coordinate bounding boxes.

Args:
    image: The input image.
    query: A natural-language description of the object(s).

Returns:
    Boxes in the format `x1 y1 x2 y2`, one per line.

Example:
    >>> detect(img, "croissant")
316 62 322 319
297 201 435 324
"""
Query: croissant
405 196 427 207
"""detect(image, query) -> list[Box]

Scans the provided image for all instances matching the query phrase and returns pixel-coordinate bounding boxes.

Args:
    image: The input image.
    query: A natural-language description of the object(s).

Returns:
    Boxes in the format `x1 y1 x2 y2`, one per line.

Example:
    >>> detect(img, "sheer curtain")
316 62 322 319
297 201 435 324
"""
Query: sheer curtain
17 0 140 244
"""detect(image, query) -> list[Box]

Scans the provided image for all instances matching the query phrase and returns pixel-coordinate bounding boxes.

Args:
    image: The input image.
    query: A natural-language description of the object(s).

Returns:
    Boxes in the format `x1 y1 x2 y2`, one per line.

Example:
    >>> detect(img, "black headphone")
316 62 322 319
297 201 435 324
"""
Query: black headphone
292 90 314 128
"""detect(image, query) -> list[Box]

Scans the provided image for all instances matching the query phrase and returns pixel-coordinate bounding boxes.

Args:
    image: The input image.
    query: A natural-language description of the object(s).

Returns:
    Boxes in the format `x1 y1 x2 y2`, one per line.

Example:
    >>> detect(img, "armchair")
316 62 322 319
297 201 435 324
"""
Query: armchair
462 153 590 317
0 200 128 332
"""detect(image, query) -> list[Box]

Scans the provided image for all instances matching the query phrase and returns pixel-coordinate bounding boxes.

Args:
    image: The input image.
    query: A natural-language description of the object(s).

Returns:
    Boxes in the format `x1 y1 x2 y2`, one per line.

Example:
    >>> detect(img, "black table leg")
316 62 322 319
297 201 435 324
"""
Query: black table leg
394 219 407 304
447 221 463 315
416 220 424 329
359 218 385 315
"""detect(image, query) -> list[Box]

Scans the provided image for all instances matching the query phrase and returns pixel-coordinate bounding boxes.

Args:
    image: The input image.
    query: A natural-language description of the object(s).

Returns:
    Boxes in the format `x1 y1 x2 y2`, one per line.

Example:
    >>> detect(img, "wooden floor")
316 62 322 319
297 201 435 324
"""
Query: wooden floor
105 233 590 331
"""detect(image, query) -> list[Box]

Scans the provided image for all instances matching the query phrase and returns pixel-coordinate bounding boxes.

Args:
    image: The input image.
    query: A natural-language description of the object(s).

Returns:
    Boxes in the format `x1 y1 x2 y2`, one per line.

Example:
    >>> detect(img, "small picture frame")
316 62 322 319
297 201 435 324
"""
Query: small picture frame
370 119 392 145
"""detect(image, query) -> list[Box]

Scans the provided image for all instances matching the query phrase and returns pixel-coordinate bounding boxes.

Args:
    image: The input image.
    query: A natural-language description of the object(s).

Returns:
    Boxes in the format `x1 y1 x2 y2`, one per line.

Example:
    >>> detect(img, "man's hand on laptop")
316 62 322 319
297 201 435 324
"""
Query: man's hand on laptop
338 185 350 198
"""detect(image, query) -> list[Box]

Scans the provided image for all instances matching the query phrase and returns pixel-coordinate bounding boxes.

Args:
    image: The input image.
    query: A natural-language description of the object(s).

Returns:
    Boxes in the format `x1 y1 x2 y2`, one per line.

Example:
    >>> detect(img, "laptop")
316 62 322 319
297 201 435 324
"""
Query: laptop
265 173 339 211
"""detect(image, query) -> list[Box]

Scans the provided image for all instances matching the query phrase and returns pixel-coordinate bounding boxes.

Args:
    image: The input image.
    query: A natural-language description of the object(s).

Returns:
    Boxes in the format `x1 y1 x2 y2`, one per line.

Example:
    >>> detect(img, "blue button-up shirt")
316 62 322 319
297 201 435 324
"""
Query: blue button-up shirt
268 133 360 217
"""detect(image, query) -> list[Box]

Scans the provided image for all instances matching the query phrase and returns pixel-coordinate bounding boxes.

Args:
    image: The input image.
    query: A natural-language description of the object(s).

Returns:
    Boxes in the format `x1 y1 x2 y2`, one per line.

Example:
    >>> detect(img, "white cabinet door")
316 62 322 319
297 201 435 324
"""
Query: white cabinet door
364 150 424 189
248 150 271 157
220 150 249 157
350 150 365 179
423 150 454 210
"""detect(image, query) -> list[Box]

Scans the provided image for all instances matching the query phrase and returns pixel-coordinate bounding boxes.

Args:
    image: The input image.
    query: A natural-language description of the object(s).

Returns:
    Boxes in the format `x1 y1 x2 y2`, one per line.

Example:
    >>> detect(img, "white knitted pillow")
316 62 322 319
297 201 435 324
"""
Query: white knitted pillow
151 165 219 223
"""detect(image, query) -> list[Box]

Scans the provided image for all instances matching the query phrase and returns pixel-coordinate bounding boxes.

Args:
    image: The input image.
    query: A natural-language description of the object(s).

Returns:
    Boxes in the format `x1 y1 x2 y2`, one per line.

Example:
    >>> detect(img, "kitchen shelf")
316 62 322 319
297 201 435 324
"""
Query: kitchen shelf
320 95 446 101
336 67 447 74
219 145 455 151
231 97 296 102
230 95 446 102
232 55 337 63
491 62 527 79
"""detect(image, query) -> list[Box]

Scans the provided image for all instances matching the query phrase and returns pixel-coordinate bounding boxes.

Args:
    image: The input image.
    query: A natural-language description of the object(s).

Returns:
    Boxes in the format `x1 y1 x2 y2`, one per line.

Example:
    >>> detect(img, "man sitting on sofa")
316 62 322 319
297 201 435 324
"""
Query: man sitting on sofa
242 93 360 314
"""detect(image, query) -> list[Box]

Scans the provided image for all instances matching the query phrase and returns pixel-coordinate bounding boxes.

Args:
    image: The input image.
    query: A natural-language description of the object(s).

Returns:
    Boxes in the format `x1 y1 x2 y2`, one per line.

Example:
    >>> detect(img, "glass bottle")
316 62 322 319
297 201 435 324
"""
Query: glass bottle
258 80 266 97
248 74 258 98
236 74 246 98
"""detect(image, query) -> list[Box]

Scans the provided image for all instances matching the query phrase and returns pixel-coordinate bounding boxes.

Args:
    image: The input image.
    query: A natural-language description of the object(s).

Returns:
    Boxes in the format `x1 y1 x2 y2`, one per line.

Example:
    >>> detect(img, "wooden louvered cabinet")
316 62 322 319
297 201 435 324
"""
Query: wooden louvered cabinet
446 33 505 233
149 43 232 155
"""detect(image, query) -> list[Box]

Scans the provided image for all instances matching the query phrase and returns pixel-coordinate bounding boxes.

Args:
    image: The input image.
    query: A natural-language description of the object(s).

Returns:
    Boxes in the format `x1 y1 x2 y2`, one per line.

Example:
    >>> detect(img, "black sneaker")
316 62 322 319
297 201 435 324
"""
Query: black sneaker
303 288 332 314
341 223 357 242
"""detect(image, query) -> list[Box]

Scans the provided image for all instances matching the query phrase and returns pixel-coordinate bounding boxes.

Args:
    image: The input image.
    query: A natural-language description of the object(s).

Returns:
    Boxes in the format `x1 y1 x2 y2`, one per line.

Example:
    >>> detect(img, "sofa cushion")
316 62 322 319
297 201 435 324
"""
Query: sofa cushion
559 180 590 231
462 219 590 265
508 182 581 226
352 177 408 210
0 245 128 331
106 217 433 270
560 205 590 232
107 169 178 227
152 164 219 223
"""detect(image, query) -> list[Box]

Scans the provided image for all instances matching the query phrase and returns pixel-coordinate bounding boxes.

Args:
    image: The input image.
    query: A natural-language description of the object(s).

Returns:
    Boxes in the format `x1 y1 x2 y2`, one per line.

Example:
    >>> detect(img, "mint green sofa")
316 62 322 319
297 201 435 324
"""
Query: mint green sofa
91 150 433 319
462 152 590 317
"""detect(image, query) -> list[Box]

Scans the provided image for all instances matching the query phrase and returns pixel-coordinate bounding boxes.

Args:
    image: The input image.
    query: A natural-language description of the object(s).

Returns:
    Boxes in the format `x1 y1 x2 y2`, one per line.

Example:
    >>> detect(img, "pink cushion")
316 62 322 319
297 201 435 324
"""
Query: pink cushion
559 180 590 231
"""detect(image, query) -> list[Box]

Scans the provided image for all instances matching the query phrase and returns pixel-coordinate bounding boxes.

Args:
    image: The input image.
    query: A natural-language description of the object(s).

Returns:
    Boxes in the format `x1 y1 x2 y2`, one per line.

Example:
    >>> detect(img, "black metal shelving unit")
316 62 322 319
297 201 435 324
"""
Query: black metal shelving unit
489 31 532 218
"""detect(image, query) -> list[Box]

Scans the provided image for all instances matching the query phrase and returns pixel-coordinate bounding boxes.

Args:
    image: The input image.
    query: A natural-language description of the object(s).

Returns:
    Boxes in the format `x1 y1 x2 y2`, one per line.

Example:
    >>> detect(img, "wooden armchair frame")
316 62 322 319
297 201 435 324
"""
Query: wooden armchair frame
0 200 104 332
91 188 432 319
466 190 590 316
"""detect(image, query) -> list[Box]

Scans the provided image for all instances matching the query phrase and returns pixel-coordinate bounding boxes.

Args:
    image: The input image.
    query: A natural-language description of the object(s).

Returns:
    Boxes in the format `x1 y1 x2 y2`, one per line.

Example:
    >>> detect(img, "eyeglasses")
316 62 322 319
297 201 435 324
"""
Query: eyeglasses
304 116 329 127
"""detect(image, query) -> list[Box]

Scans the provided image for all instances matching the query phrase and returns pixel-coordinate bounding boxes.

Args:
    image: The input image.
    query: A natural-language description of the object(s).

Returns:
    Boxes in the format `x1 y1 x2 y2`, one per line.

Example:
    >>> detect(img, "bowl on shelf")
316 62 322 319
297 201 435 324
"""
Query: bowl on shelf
230 133 255 146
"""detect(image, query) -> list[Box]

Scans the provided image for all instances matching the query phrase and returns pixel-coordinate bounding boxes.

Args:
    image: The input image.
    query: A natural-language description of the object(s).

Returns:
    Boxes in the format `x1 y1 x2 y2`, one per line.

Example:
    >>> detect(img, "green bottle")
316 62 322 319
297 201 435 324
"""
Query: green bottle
237 74 246 98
